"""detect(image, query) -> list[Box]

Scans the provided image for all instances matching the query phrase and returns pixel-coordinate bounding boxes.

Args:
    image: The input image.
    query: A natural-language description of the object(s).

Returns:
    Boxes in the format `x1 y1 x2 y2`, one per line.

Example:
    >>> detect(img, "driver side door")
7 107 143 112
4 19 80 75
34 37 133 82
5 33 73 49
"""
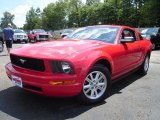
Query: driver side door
112 28 141 79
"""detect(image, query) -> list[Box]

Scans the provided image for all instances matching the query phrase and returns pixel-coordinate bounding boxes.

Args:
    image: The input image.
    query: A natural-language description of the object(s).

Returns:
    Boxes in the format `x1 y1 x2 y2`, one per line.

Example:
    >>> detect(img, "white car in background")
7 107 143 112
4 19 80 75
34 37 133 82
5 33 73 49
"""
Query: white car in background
13 29 28 43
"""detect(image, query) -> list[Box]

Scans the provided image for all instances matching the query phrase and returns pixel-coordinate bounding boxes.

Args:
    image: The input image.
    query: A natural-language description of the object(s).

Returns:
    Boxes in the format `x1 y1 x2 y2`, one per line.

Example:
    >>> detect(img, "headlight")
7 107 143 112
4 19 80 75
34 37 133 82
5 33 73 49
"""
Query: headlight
61 62 72 73
50 61 74 74
36 35 39 39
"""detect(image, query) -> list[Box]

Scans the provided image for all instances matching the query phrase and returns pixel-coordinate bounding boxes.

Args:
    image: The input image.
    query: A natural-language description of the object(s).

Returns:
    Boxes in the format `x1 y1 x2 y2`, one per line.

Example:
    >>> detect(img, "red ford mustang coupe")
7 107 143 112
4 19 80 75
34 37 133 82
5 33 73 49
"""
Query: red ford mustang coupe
5 25 152 104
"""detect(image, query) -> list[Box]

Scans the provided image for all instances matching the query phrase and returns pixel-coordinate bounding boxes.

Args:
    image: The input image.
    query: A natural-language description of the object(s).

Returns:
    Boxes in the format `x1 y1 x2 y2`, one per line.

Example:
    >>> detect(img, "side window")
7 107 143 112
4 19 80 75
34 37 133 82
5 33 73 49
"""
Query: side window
120 29 136 41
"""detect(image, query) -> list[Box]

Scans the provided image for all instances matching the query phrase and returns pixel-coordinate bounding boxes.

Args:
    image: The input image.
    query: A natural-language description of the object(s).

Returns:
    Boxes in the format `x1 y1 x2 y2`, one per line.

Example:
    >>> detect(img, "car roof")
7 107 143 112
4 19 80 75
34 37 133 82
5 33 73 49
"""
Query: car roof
14 29 23 30
89 24 132 28
84 25 137 31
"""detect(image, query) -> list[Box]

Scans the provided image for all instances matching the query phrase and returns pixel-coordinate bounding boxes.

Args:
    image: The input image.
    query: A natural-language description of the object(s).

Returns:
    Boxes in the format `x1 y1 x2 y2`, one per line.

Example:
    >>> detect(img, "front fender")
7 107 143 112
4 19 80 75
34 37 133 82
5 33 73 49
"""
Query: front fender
77 50 113 83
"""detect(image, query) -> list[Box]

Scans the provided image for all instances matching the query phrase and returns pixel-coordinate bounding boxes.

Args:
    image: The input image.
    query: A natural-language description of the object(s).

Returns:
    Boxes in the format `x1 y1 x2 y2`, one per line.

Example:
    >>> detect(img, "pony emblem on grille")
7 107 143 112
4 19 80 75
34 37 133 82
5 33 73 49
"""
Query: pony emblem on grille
19 59 26 64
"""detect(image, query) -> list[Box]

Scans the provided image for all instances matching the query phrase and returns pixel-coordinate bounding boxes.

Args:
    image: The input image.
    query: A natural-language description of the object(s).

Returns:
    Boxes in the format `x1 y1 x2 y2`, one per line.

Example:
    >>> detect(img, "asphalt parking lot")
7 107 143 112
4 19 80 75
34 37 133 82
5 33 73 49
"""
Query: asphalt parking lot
0 43 160 120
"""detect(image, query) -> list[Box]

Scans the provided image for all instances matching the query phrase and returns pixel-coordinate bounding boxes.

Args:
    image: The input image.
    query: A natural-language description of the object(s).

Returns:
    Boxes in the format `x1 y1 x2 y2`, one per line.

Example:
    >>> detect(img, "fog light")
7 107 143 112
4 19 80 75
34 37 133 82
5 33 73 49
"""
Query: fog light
49 80 76 85
49 81 63 85
64 80 76 84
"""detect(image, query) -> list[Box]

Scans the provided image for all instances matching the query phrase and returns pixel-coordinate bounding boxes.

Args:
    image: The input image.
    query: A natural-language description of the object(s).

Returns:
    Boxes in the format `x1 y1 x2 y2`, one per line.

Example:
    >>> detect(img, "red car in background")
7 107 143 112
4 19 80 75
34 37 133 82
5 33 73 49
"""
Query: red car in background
28 29 50 42
5 25 152 104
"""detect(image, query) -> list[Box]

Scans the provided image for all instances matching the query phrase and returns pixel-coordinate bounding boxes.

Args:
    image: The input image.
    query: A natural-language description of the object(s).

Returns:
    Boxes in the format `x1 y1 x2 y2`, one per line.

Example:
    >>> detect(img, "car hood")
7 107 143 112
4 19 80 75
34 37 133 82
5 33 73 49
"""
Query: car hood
11 40 108 59
35 32 48 35
14 33 27 35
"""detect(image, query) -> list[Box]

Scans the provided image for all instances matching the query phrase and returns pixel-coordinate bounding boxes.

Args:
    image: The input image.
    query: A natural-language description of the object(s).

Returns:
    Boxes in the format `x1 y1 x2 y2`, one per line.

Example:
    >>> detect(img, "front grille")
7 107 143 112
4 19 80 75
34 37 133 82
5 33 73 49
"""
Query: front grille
16 35 23 38
10 54 45 72
23 84 42 92
39 35 49 39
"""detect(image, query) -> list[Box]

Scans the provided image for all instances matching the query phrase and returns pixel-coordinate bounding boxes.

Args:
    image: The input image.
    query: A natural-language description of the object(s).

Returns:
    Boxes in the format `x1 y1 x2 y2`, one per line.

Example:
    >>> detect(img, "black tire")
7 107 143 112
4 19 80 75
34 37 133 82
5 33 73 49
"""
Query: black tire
28 39 31 43
78 64 111 104
138 54 150 75
34 37 37 43
0 41 4 52
25 40 28 44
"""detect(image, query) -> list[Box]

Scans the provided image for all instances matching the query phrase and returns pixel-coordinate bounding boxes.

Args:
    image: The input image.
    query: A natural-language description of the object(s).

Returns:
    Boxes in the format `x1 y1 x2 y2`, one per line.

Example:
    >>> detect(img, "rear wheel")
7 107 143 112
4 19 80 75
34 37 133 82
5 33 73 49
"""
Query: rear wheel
78 64 111 104
25 40 28 44
34 37 37 43
138 54 150 75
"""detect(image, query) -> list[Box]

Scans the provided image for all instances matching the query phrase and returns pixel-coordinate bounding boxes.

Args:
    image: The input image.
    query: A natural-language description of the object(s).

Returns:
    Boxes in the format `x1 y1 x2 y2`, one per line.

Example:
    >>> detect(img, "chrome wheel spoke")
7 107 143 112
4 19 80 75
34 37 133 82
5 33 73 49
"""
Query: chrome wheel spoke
97 83 105 87
97 85 104 91
84 85 91 89
95 72 100 81
91 89 95 97
86 78 92 84
84 87 92 94
94 88 98 97
89 74 94 81
97 75 103 82
96 82 106 92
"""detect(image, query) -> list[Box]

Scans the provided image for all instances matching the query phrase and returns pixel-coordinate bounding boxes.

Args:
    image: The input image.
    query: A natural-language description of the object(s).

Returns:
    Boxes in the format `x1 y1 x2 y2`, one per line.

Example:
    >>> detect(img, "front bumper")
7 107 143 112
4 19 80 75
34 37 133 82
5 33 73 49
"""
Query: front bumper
13 39 28 42
36 35 49 41
5 63 82 97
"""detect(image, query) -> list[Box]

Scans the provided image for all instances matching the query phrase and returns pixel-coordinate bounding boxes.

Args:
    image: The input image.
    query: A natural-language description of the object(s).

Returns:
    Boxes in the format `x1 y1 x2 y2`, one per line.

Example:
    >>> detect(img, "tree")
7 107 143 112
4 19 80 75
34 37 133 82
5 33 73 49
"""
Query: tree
24 7 42 30
67 0 82 27
23 0 160 29
0 11 16 28
139 0 160 27
42 1 66 30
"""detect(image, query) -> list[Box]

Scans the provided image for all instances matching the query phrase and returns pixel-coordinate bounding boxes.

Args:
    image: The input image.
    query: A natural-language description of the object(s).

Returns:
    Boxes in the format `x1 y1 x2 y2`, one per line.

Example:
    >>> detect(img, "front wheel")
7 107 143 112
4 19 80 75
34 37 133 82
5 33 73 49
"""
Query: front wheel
78 64 111 104
25 40 28 44
28 39 32 43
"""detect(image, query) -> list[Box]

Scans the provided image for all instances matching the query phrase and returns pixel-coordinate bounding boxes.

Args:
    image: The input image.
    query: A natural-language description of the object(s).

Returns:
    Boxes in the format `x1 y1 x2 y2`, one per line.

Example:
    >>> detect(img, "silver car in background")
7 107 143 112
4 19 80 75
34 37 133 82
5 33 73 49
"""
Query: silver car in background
13 29 28 43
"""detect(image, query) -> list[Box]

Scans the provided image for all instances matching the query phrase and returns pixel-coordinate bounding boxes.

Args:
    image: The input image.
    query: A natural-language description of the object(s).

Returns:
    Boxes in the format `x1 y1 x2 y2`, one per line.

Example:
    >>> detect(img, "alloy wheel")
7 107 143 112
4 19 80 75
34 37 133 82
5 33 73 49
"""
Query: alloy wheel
144 56 149 72
83 71 107 100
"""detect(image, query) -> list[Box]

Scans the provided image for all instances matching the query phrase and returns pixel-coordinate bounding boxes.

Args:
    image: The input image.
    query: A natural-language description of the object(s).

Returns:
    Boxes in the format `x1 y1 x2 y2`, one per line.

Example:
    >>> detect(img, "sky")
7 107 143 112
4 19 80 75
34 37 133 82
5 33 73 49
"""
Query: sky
0 0 58 27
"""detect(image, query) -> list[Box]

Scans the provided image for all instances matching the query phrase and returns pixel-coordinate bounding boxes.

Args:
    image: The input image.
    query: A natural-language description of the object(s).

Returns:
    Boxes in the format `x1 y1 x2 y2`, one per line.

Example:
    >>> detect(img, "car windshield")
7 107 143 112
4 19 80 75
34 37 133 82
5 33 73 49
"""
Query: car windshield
141 29 148 35
63 29 73 33
146 28 158 35
33 29 45 33
14 29 25 33
66 26 119 43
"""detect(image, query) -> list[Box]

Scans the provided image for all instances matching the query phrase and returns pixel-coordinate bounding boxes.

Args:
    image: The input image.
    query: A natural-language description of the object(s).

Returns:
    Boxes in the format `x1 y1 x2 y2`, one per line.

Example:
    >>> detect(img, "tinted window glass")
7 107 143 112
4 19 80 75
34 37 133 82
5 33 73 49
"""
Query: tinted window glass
33 29 45 33
14 29 25 33
121 29 136 41
158 28 160 33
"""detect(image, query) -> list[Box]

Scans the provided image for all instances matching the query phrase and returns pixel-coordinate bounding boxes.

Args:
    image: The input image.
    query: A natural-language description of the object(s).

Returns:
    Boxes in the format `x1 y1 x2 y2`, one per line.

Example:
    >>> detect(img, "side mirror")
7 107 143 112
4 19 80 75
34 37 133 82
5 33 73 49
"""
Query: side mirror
120 37 135 43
